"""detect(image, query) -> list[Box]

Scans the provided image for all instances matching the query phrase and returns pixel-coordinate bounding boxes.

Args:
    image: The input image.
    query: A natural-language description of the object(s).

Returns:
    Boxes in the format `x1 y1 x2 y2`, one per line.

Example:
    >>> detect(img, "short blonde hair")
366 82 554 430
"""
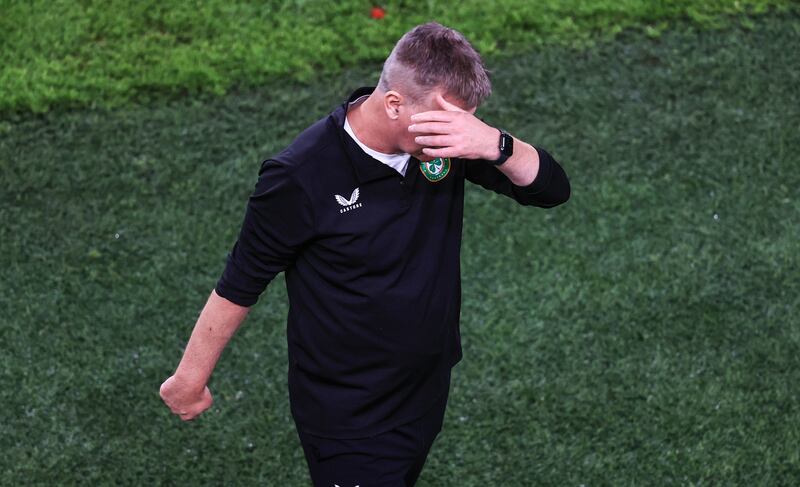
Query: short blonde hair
377 22 492 108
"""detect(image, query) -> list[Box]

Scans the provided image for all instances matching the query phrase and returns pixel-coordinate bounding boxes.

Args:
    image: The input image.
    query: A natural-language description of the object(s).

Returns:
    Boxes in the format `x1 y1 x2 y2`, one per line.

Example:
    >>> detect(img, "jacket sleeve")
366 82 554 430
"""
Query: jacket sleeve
463 145 570 208
214 158 315 307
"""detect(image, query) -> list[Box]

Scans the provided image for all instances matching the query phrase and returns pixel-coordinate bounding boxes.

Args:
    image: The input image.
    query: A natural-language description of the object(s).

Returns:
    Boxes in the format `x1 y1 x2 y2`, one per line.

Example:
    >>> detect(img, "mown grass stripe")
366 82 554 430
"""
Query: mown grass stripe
1 0 798 114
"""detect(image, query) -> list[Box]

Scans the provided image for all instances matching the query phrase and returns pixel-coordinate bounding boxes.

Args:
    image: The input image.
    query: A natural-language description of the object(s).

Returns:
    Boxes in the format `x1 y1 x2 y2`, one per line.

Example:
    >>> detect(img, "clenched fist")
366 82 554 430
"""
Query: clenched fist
160 375 214 421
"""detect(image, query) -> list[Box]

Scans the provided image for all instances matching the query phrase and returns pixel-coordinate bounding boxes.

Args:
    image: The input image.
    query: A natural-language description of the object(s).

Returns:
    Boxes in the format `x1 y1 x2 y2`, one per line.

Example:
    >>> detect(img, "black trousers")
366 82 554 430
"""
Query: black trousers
294 385 450 487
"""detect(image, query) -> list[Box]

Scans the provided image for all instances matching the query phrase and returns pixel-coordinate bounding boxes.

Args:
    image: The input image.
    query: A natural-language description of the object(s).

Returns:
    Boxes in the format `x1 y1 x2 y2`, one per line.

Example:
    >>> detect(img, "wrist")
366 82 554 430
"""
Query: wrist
485 127 513 165
485 127 501 160
173 368 209 393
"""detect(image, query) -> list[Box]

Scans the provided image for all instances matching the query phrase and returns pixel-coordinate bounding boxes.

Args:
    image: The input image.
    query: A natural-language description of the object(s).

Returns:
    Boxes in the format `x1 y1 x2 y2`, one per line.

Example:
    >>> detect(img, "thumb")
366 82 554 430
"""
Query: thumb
203 386 214 405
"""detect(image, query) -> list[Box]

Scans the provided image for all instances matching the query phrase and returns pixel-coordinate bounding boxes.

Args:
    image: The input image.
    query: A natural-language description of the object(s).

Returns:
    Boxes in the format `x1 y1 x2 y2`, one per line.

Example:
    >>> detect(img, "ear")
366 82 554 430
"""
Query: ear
383 90 403 120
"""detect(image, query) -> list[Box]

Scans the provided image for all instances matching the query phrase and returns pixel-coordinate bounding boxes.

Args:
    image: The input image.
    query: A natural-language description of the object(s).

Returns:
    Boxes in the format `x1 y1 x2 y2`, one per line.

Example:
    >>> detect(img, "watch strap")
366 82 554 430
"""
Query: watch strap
489 128 512 166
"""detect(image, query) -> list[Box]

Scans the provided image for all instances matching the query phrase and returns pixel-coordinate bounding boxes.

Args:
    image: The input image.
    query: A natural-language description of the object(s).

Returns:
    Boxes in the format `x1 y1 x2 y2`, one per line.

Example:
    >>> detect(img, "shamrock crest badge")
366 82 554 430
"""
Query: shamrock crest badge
420 157 451 182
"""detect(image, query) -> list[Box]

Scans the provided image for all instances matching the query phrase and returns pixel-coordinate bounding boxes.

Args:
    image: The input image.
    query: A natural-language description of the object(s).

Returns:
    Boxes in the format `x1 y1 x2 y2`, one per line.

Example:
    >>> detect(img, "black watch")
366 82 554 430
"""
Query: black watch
489 128 513 166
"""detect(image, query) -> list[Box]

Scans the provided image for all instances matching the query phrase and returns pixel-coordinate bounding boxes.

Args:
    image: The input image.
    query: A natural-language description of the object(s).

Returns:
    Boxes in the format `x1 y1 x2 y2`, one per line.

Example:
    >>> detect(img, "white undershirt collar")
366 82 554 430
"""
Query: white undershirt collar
344 95 410 177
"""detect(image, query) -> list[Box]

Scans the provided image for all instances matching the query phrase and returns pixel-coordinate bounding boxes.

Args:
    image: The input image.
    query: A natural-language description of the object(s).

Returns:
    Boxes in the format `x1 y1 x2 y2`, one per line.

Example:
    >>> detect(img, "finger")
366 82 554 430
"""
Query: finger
185 406 208 420
414 135 457 147
410 111 454 123
202 386 214 406
422 146 460 158
408 121 452 134
179 411 196 421
436 92 467 112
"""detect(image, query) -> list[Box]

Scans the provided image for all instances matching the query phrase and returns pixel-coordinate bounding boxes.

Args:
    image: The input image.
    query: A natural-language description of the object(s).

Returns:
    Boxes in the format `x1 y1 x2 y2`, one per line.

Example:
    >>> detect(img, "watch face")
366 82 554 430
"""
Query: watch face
500 132 513 156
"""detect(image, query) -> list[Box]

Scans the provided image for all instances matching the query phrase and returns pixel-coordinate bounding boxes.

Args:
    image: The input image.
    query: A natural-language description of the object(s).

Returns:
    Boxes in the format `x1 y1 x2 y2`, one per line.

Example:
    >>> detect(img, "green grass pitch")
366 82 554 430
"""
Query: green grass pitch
1 9 799 486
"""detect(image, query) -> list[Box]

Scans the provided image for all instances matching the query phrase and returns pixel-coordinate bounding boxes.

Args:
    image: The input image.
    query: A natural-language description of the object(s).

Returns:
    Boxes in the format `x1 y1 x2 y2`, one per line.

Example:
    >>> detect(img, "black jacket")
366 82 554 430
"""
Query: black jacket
215 86 570 438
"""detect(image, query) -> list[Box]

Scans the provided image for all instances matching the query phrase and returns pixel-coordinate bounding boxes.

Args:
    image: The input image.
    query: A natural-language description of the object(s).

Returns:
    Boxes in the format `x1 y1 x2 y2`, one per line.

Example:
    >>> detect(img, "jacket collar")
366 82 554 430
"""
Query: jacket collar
330 86 416 184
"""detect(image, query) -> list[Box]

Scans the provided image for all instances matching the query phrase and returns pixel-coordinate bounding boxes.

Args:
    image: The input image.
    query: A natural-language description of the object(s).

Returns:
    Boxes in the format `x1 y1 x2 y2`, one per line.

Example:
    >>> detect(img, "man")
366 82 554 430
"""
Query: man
160 22 570 486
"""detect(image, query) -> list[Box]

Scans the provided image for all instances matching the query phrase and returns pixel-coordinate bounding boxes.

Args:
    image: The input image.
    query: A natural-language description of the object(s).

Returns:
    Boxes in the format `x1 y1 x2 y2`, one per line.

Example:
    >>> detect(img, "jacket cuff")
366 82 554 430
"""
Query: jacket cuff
514 146 555 195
